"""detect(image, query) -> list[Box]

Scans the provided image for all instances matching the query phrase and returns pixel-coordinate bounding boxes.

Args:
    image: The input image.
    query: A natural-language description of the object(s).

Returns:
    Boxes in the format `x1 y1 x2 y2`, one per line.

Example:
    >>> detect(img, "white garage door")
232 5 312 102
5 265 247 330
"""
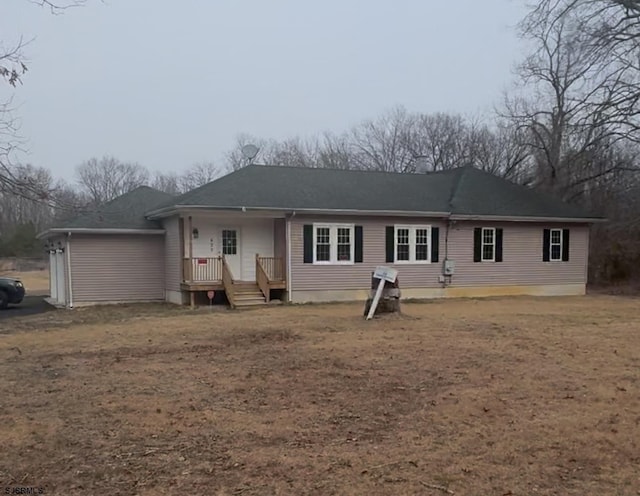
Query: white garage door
49 251 57 300
55 251 66 305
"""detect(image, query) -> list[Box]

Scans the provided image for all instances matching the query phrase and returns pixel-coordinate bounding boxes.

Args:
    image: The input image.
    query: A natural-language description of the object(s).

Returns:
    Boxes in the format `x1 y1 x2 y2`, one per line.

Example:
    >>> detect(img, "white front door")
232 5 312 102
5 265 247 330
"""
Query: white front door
221 228 242 279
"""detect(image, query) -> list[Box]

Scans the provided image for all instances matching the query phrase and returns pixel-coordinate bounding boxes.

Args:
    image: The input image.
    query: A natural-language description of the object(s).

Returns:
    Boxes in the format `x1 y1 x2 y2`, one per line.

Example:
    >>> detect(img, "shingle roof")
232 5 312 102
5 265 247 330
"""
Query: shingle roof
448 166 593 219
150 165 598 220
152 165 454 213
53 186 174 230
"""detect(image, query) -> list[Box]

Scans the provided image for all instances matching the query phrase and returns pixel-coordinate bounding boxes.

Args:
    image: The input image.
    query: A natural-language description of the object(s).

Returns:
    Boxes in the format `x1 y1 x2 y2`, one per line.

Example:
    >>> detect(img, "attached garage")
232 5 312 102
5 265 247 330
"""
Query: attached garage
70 234 165 304
38 186 174 307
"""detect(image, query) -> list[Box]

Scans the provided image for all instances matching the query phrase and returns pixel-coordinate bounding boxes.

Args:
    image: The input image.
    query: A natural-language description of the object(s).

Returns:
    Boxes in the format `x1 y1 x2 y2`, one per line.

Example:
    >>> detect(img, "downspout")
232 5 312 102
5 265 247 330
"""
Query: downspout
444 220 451 261
442 220 454 288
66 232 74 308
286 211 295 303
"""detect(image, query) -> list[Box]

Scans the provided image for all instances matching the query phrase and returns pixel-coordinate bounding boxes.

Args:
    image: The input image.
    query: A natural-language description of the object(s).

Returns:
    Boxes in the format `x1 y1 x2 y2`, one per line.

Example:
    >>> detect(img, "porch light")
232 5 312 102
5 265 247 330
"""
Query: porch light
192 228 199 239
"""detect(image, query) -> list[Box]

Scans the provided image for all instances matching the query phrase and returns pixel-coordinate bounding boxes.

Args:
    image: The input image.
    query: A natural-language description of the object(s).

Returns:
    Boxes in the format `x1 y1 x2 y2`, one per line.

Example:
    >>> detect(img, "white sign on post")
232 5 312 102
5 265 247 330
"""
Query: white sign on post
366 266 398 320
373 266 398 283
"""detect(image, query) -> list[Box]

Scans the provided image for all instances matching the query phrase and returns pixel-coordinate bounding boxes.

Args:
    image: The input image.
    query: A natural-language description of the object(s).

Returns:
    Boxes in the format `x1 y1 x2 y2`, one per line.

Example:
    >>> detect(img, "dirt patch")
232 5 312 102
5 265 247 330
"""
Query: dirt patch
0 295 638 495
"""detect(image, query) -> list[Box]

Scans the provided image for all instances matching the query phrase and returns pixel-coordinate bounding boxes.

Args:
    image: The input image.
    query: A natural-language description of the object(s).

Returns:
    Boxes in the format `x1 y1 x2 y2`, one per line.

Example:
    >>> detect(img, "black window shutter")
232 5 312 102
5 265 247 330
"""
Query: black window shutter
562 229 570 261
355 226 363 263
385 226 394 263
495 228 503 262
303 224 313 263
543 229 551 262
431 227 439 263
473 228 482 262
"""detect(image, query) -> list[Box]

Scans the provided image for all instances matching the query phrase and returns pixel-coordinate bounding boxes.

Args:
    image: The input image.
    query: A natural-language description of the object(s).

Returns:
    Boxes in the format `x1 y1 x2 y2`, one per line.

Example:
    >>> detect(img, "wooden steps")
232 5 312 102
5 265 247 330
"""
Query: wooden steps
231 282 266 308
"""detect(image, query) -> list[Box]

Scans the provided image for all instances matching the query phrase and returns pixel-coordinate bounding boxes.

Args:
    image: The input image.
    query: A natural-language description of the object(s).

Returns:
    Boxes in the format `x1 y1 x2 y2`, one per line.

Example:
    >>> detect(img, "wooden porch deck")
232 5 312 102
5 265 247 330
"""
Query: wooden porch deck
180 280 286 291
181 255 286 308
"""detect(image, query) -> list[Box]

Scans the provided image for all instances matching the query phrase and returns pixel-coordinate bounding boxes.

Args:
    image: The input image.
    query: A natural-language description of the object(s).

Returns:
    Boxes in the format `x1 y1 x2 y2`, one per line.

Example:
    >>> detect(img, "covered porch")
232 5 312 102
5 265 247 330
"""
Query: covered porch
177 213 287 307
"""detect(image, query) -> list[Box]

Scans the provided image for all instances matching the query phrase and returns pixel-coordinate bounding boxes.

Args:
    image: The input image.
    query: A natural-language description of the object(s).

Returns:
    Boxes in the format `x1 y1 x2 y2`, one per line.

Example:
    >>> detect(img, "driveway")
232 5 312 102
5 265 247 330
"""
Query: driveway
0 295 55 319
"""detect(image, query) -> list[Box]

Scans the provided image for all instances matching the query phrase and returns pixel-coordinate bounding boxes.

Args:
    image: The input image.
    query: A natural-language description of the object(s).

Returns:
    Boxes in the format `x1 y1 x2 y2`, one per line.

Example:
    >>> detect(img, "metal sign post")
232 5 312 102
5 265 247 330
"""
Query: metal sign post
207 290 215 309
366 266 398 320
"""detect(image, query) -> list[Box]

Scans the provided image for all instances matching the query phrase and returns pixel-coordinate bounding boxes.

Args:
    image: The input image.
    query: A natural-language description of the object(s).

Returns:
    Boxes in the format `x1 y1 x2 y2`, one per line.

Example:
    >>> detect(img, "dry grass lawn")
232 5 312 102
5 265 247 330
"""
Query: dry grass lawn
0 295 639 495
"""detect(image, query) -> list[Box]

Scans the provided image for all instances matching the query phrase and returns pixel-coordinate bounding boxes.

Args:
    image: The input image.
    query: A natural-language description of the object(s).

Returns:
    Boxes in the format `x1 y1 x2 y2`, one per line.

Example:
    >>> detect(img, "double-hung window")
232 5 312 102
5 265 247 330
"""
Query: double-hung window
549 228 562 261
473 227 503 263
481 227 496 262
394 225 431 263
313 224 354 264
543 228 569 262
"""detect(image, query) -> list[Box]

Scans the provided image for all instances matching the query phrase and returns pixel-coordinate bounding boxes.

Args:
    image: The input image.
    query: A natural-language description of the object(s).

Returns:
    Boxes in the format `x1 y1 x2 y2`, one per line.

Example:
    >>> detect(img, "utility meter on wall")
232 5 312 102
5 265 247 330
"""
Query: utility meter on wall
443 259 456 275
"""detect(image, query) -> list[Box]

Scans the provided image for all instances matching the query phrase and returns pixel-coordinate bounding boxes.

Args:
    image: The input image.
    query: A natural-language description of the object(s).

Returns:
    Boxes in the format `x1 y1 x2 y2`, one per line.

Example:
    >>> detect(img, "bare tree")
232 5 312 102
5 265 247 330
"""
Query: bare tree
503 2 640 199
152 172 182 195
0 39 28 88
224 108 533 177
76 156 149 204
465 119 532 180
531 0 640 49
403 113 475 172
316 132 353 169
0 165 53 231
348 106 416 172
1 0 87 202
180 161 222 191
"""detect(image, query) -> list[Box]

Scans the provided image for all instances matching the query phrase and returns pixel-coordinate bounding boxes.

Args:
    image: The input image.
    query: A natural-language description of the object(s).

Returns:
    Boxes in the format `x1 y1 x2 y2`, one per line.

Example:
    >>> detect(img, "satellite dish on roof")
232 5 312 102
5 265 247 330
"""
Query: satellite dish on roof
241 144 259 163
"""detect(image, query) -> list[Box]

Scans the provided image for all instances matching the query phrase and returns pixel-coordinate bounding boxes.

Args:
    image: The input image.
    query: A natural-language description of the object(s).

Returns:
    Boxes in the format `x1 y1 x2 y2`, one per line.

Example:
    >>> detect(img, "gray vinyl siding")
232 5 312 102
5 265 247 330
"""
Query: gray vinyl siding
290 217 589 292
164 216 181 292
447 222 589 286
70 234 165 302
291 216 447 291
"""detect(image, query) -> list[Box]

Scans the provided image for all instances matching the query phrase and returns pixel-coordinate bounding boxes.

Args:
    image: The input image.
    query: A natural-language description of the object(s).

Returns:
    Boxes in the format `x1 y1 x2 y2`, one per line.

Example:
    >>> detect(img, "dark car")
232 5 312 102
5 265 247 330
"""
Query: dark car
0 277 26 309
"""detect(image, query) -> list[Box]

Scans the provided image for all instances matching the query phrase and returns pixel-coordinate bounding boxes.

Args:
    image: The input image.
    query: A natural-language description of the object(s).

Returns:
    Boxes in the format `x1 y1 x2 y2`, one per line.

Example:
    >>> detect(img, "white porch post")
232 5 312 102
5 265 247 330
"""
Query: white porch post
286 215 293 303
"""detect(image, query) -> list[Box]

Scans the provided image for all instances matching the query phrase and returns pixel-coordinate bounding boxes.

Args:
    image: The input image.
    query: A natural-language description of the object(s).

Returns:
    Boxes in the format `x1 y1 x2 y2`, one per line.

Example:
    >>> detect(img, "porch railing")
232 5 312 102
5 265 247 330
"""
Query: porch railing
221 256 235 308
183 257 223 282
182 256 285 285
256 255 271 303
257 256 285 282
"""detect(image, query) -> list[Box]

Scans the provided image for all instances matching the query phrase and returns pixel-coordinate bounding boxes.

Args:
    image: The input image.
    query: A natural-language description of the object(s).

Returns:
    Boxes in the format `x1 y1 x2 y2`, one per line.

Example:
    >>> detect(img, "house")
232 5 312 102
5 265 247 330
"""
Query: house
37 165 602 308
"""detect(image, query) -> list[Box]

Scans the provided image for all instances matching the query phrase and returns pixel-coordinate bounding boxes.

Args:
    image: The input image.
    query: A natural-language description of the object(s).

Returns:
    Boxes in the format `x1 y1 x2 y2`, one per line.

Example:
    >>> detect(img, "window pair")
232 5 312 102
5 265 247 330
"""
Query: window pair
385 225 439 264
389 226 435 263
302 224 439 264
473 227 571 263
303 224 363 264
385 224 440 264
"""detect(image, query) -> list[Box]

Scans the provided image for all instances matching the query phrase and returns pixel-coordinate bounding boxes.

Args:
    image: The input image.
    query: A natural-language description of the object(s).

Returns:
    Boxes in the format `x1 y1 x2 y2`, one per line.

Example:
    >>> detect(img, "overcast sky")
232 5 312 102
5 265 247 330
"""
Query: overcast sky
1 0 528 181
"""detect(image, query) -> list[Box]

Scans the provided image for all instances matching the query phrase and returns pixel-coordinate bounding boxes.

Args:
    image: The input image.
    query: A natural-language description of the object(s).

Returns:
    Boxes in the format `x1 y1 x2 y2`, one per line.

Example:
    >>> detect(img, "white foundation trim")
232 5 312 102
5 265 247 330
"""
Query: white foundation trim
165 290 185 305
290 284 586 303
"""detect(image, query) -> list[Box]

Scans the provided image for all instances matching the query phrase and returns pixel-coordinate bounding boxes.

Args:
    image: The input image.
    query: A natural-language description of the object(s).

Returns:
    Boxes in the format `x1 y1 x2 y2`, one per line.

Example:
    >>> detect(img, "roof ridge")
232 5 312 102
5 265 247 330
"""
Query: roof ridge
94 185 172 211
245 163 460 177
447 167 468 211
